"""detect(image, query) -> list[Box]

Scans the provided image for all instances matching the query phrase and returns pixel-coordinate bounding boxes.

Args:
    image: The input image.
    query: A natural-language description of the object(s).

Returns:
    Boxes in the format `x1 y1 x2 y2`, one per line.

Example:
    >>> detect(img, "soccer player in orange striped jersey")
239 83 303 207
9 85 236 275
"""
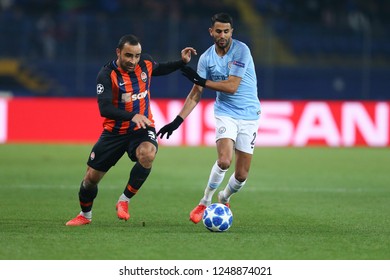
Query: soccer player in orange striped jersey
66 34 196 226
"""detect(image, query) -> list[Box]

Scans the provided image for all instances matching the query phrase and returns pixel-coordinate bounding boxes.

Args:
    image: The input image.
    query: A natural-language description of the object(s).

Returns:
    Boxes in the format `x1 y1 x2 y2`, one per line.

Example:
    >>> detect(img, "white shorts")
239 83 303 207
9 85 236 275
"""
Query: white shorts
215 116 260 154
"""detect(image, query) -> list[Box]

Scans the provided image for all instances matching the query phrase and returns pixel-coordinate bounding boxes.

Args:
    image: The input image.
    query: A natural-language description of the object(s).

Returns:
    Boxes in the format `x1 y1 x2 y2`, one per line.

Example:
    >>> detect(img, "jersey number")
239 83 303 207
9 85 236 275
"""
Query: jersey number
251 132 257 148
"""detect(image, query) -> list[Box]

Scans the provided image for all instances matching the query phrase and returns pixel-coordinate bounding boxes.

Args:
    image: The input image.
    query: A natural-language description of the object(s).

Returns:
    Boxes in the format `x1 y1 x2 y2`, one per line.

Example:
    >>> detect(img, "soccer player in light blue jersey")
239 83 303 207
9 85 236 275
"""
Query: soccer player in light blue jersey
157 13 261 224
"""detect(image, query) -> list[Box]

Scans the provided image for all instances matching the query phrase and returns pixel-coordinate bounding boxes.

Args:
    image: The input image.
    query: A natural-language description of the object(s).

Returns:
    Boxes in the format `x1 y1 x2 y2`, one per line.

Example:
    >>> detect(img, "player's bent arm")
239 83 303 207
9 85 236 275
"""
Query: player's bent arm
98 98 136 120
178 85 204 119
131 114 152 129
99 99 149 128
205 75 241 94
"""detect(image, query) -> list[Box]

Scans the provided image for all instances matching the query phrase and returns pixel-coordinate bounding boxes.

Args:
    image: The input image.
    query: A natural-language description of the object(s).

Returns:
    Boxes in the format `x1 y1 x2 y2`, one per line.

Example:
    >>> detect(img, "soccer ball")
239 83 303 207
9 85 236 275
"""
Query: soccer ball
202 203 233 232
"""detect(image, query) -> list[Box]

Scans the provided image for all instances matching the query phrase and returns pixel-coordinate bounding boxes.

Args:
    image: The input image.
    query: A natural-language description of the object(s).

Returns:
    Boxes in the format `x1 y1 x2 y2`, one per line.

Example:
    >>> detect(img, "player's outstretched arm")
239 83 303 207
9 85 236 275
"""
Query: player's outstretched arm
156 116 183 139
152 48 196 77
181 47 197 64
181 66 206 87
157 85 203 139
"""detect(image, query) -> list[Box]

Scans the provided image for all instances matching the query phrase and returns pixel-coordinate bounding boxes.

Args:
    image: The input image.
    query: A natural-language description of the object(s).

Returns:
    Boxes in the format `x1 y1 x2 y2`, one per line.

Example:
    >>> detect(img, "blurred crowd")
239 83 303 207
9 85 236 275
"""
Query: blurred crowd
0 0 238 60
254 0 390 61
1 0 389 99
256 0 390 30
0 0 238 19
1 0 389 61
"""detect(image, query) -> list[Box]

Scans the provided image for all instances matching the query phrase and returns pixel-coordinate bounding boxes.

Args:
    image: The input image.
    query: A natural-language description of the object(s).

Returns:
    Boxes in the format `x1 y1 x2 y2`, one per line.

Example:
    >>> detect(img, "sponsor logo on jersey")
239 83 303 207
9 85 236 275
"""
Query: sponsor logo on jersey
211 74 228 81
90 152 95 160
97 84 104 94
121 90 148 102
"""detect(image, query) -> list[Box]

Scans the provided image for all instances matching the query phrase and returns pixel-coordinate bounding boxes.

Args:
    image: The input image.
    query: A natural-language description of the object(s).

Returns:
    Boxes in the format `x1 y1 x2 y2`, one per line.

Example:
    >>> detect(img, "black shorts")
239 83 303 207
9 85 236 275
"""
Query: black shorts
87 128 158 172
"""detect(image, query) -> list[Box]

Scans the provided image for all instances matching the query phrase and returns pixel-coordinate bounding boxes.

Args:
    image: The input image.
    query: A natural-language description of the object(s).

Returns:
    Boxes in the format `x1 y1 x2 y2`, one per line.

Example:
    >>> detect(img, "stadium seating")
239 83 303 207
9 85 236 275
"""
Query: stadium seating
0 0 389 100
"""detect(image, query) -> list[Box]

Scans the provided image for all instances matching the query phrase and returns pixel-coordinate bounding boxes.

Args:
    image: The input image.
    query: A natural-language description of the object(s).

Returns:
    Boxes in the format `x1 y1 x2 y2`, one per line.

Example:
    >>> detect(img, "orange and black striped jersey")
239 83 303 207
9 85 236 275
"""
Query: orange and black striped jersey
96 54 184 134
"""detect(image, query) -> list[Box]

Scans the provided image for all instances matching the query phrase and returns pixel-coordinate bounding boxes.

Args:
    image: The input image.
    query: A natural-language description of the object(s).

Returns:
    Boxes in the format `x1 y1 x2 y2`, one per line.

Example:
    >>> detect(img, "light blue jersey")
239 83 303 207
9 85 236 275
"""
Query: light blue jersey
197 39 261 120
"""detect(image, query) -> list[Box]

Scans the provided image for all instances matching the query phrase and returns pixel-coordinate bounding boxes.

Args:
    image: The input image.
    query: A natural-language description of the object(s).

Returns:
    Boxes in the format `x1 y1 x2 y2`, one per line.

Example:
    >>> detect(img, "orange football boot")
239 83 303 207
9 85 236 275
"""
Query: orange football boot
66 214 91 226
116 201 130 221
189 204 207 224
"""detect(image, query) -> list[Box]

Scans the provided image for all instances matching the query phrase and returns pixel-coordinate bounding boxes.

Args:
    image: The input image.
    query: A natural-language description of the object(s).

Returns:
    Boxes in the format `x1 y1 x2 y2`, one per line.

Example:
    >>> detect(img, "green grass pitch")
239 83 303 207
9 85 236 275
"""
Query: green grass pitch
0 144 389 260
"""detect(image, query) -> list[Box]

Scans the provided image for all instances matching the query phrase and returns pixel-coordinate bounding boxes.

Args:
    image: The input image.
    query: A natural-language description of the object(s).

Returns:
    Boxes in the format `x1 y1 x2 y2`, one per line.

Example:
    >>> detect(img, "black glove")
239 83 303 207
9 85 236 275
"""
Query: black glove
181 66 206 87
157 116 184 139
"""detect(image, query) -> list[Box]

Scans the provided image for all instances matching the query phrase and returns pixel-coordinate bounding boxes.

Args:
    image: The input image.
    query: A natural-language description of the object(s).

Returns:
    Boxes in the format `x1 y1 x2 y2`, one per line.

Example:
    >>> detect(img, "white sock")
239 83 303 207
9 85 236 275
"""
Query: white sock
118 193 130 202
222 174 246 202
201 161 227 204
80 211 92 220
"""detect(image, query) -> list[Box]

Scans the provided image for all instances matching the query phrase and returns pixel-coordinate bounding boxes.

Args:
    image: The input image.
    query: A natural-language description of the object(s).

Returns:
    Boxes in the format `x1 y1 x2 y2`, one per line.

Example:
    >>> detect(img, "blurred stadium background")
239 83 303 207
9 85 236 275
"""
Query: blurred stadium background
1 0 389 100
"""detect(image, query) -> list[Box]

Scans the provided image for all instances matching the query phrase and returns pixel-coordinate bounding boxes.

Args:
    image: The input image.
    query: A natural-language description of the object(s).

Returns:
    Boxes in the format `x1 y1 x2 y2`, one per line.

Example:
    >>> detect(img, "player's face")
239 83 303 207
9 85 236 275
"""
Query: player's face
209 22 233 50
116 42 142 72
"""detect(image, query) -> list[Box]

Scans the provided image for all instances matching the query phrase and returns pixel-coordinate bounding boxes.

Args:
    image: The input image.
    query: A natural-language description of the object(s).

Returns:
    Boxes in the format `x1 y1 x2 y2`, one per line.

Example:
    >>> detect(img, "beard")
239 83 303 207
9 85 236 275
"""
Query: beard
119 60 135 72
216 38 230 49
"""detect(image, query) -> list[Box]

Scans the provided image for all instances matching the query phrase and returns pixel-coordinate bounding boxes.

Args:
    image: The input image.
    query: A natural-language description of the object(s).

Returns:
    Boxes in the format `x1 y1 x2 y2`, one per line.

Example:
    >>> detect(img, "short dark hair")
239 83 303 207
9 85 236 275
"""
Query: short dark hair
117 34 141 50
211 13 233 28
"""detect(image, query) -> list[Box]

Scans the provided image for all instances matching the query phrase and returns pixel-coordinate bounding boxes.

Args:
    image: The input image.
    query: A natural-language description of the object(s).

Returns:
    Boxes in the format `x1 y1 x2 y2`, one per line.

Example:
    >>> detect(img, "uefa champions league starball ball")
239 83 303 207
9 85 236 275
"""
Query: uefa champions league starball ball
202 203 233 232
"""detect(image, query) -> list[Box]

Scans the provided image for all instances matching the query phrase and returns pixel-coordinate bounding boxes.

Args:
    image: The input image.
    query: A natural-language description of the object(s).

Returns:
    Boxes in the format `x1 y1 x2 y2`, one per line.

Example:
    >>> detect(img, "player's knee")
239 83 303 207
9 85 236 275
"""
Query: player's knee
234 171 248 182
137 149 156 167
218 159 231 170
83 177 99 188
83 168 103 187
